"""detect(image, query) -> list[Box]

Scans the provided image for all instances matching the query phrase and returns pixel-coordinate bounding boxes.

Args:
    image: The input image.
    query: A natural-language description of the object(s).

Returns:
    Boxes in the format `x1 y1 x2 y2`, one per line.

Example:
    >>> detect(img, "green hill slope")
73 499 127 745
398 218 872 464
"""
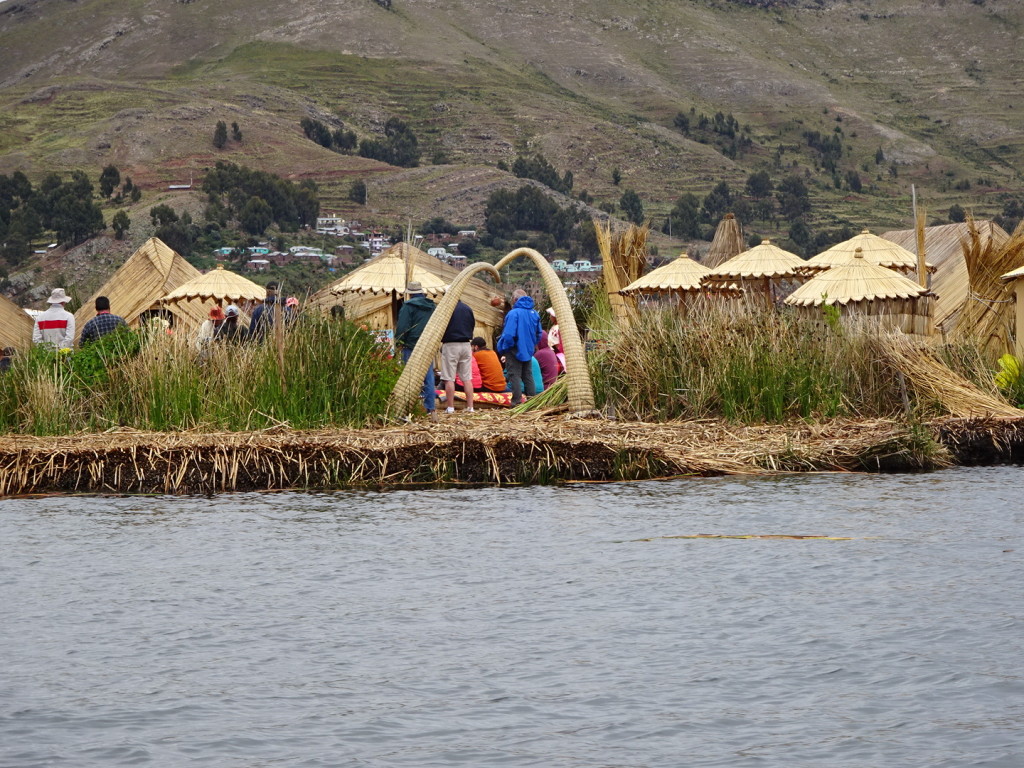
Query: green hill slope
1 0 1021 246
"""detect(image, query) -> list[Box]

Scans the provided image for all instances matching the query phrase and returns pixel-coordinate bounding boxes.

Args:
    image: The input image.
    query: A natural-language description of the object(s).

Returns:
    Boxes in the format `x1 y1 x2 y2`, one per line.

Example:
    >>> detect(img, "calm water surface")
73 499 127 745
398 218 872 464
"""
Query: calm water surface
2 467 1022 767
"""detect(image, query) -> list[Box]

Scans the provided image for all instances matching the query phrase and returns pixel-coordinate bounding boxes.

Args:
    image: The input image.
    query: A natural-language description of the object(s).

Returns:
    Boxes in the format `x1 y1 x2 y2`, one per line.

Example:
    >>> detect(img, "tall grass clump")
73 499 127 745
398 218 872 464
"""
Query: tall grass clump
0 329 142 435
595 304 905 422
0 319 401 434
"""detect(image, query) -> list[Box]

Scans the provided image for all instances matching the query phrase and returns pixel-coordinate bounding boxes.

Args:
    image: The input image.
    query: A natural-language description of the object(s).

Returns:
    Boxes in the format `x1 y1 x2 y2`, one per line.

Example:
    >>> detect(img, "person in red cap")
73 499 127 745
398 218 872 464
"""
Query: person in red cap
195 305 225 350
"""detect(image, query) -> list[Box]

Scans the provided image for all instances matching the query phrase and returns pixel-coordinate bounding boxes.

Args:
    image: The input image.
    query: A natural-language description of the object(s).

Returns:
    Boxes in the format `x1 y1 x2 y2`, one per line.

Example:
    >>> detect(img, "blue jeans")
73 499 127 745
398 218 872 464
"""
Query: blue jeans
505 358 536 405
401 347 436 413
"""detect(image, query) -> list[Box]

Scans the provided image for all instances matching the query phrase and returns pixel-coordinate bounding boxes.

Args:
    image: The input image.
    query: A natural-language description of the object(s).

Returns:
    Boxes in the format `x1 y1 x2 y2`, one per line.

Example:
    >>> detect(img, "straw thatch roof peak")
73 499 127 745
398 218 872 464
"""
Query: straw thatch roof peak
75 237 204 336
785 251 930 307
329 244 448 297
705 239 806 281
161 263 266 304
620 254 711 294
703 213 745 268
804 228 935 274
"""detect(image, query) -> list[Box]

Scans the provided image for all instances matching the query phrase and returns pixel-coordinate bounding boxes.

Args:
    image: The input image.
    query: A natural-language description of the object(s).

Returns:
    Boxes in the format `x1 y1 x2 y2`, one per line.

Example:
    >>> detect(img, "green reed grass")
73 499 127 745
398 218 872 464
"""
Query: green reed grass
0 319 401 434
593 305 911 423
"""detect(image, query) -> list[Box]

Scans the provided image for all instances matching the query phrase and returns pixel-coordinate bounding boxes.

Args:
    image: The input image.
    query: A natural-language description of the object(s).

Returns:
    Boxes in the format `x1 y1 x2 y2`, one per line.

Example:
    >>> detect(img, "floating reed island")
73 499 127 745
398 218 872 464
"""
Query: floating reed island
4 221 1024 497
3 413 1024 497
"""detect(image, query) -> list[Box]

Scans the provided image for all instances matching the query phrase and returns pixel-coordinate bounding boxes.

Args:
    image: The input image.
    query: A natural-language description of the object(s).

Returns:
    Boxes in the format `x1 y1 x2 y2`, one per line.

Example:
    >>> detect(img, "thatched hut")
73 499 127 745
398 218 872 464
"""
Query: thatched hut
702 239 806 306
308 243 504 342
702 213 745 268
620 253 740 310
882 220 1010 333
0 294 33 351
621 254 711 295
74 237 204 339
785 248 934 337
803 229 936 277
159 264 266 332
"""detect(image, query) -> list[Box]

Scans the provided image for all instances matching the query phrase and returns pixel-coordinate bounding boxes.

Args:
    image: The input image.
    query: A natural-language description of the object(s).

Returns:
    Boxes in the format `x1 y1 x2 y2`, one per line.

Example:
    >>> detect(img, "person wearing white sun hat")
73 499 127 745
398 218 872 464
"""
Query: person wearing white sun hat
32 288 76 350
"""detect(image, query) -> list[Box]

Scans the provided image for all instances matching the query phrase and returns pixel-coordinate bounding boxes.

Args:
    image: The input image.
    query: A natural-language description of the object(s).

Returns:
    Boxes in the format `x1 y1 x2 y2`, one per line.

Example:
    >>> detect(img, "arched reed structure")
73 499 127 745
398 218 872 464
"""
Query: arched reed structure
387 261 502 419
388 247 596 417
494 248 594 413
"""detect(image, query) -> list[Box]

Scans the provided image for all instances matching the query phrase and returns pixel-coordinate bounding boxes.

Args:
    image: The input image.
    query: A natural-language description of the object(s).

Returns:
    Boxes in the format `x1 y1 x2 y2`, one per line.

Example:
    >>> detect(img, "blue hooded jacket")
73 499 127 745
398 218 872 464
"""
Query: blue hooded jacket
496 295 542 362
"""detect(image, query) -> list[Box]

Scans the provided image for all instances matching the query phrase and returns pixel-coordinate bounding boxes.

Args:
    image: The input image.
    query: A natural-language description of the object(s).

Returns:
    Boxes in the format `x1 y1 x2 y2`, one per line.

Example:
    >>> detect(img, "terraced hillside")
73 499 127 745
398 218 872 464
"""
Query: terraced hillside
0 0 1022 251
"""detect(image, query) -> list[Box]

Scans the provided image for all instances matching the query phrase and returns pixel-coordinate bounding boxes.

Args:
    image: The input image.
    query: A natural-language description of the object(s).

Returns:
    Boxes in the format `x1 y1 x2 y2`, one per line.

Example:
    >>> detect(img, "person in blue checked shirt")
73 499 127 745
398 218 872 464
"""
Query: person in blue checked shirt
79 296 127 346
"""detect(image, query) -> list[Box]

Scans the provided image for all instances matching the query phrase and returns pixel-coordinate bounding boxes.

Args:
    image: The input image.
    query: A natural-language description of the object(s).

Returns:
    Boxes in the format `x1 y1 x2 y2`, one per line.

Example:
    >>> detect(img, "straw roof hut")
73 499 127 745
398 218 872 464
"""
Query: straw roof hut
308 243 504 342
803 229 935 277
785 248 934 337
161 264 266 304
74 237 204 339
621 254 712 295
620 253 730 312
0 294 33 351
881 220 1010 333
702 239 806 305
702 213 745 268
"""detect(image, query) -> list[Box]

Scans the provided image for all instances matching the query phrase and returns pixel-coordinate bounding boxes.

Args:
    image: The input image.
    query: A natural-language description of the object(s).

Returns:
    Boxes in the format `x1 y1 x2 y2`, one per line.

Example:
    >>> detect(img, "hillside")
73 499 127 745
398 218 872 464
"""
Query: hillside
1 0 1022 298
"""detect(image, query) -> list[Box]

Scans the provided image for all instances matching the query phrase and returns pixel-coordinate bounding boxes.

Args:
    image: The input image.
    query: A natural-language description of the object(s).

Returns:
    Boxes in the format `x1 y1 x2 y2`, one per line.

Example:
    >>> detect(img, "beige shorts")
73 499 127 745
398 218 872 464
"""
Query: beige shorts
440 341 473 382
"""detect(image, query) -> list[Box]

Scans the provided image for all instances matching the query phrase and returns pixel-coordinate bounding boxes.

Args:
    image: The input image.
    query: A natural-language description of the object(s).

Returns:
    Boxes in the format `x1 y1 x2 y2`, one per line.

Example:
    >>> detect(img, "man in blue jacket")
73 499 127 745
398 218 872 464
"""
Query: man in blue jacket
496 289 542 406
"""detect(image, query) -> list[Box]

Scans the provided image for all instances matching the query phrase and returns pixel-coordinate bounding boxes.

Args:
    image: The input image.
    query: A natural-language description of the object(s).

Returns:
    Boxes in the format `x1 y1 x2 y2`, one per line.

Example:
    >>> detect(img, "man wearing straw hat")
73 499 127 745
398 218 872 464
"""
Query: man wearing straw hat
395 281 438 418
32 288 75 350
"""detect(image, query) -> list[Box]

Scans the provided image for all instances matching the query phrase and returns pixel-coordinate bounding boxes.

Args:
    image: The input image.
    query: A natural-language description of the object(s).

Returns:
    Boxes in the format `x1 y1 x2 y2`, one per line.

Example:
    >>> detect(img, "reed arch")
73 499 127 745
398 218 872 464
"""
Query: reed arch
387 248 596 418
388 262 502 418
493 248 594 412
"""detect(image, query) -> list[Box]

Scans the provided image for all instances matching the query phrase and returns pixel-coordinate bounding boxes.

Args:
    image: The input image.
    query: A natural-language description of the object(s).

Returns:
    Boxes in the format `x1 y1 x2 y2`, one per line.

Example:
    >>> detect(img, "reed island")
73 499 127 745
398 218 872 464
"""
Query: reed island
3 221 1024 497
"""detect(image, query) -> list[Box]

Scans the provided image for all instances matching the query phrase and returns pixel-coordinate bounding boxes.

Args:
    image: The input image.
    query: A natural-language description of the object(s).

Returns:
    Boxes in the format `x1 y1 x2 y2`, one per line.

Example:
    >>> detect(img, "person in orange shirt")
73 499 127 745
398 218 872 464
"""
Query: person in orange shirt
471 336 507 393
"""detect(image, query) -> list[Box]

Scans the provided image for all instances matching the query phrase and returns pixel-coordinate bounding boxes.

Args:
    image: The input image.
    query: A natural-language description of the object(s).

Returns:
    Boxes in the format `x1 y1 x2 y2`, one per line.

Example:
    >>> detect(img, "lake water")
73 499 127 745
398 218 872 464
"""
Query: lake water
2 467 1022 767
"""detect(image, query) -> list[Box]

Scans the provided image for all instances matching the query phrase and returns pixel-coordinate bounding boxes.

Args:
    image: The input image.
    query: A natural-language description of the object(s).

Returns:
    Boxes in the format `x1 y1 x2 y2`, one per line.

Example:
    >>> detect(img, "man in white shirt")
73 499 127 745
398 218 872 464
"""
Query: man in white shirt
32 288 76 350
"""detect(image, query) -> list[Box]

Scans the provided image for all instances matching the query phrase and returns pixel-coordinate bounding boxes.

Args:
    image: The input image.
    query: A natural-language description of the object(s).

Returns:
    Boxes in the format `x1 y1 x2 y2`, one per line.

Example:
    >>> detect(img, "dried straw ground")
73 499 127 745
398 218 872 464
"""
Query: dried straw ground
2 411 1022 497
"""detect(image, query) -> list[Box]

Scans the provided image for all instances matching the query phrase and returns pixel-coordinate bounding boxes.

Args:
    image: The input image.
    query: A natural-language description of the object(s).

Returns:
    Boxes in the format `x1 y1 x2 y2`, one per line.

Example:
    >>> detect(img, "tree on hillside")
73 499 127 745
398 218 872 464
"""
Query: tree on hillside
611 168 622 186
231 122 242 142
358 117 421 168
203 161 321 231
49 171 104 246
702 181 733 223
112 210 130 240
663 193 702 239
301 117 333 148
150 204 179 227
240 196 273 235
213 121 228 149
745 171 773 199
776 175 811 223
673 112 691 135
511 153 573 195
619 189 645 225
421 216 457 235
332 127 358 153
99 165 121 198
348 179 367 205
948 203 966 223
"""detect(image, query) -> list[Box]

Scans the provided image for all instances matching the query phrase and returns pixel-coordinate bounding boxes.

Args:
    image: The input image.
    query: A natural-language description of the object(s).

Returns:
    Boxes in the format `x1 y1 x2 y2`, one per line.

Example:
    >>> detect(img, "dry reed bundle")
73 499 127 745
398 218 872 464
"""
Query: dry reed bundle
875 333 1021 419
952 218 1024 356
596 221 647 330
0 411 967 497
703 213 746 268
